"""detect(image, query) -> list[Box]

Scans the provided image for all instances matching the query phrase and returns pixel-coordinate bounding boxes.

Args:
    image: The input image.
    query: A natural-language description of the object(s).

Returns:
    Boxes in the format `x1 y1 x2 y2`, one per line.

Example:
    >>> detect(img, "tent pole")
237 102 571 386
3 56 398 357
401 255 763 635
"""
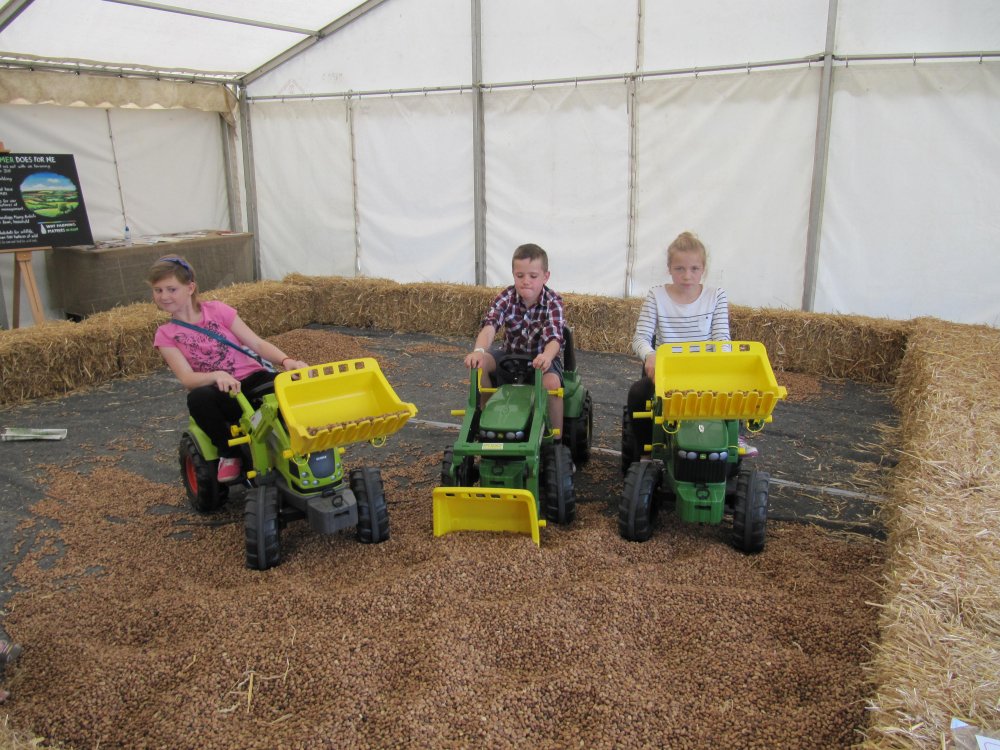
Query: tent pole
624 0 645 298
219 107 243 233
237 87 262 281
347 95 362 276
801 0 839 312
471 0 487 286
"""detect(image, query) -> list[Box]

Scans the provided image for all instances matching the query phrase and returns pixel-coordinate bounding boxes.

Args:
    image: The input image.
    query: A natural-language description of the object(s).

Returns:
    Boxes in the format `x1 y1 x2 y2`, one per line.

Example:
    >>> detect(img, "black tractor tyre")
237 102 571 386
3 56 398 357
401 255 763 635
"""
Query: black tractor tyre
244 485 281 571
565 392 593 466
620 406 641 476
732 467 769 554
352 467 390 544
441 446 479 487
619 460 663 542
541 443 576 525
180 434 228 513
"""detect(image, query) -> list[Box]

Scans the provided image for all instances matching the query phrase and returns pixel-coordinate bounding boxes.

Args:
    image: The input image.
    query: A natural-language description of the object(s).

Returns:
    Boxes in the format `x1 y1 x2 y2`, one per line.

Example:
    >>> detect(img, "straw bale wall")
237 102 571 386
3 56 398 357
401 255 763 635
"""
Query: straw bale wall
0 319 119 403
859 318 1000 748
286 275 910 384
2 276 998 746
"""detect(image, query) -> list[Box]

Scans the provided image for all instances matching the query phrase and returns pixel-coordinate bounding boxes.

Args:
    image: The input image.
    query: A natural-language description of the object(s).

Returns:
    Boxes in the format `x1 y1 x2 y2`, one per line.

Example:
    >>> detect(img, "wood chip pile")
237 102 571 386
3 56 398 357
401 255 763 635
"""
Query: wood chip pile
5 458 882 750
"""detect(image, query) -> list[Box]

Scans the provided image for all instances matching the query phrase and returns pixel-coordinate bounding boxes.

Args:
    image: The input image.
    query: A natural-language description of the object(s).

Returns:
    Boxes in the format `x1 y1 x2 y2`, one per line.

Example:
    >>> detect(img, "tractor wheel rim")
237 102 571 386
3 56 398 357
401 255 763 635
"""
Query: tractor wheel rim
184 455 198 489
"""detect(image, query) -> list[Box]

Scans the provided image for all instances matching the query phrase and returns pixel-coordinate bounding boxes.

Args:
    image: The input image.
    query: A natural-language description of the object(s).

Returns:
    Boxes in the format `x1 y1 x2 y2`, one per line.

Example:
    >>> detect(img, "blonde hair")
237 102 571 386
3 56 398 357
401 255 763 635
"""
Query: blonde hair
667 231 707 269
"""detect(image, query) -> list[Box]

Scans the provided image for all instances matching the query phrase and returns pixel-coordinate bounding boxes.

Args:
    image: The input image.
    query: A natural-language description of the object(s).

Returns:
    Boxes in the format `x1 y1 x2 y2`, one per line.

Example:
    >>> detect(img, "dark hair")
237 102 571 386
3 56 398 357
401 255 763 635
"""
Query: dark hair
512 243 548 272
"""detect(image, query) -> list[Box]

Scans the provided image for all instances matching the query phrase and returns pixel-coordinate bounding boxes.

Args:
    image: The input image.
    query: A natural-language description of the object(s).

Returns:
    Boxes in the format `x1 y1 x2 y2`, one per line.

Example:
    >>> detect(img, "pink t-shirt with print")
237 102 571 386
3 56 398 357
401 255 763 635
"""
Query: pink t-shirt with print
153 300 264 381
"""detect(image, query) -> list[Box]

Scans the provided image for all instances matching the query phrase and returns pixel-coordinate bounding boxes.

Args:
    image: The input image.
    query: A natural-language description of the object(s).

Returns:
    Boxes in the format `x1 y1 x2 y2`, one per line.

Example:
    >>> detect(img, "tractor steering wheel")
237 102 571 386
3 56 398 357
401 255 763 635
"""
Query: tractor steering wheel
244 378 276 407
496 353 536 385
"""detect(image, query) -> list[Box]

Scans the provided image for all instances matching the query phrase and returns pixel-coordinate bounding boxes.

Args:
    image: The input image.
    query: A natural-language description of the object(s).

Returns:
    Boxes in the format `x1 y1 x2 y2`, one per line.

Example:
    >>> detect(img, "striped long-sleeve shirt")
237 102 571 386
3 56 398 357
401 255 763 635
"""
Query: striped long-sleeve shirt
631 285 730 362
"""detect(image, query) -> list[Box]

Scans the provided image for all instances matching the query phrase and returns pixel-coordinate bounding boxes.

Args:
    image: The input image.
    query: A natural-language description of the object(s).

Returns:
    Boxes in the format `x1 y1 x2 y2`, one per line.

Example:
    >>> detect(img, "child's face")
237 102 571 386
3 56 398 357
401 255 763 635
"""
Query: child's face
512 257 550 306
150 273 195 314
668 249 705 288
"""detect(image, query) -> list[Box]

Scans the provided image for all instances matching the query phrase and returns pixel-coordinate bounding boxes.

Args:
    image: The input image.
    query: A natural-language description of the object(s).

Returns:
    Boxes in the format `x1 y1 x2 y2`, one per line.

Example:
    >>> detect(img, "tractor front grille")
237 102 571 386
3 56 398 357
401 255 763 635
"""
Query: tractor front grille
674 455 727 484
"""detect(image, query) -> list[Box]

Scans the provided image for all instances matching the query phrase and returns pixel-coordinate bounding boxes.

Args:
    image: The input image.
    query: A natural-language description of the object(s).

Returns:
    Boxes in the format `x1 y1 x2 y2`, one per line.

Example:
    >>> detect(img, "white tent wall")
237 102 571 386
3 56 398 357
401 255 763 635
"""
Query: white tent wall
483 83 630 294
818 61 1000 325
0 102 230 323
642 0 829 68
480 1 635 81
352 93 476 283
836 0 1000 55
248 99 357 280
1 0 999 326
246 0 471 96
633 68 818 309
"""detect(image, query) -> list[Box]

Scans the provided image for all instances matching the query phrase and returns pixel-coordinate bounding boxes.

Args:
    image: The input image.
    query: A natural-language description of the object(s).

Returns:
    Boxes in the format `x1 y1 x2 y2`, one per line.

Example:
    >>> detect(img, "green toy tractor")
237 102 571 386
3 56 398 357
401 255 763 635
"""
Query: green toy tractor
433 329 589 545
619 341 786 553
179 358 416 570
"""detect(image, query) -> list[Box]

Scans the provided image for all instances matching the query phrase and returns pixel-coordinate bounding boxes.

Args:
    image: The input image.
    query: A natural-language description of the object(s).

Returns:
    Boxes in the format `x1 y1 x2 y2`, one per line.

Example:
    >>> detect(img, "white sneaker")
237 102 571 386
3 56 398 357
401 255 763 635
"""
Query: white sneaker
738 438 759 458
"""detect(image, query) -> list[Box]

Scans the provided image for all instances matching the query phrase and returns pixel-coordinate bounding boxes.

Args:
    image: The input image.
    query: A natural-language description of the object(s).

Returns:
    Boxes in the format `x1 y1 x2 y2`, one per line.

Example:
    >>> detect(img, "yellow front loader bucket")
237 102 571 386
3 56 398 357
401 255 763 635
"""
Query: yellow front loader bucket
275 358 417 455
654 341 788 423
433 487 546 547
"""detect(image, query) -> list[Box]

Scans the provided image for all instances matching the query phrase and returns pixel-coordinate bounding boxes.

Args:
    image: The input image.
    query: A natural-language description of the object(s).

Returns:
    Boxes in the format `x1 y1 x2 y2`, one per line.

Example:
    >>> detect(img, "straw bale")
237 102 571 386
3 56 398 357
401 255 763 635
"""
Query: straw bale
562 292 642 353
731 306 911 385
860 317 1000 748
283 274 399 328
83 301 167 377
369 282 500 337
0 320 118 405
205 280 314 337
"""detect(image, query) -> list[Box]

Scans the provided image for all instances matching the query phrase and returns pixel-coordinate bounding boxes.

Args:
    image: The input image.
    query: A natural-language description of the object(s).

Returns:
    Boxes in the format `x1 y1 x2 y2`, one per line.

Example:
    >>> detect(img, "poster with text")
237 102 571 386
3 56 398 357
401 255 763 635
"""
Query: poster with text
0 153 93 249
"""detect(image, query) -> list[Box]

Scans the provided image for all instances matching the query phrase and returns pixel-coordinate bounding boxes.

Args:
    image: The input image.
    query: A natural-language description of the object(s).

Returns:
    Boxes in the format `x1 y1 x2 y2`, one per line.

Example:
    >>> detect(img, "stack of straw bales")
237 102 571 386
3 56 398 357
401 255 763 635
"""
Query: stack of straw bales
859 318 1000 748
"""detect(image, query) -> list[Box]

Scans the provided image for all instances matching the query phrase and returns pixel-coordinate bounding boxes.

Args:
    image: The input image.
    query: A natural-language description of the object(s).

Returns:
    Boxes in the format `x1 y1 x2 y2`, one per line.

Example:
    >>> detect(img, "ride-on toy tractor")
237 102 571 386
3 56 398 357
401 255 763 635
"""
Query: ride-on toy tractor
179 359 416 570
619 341 786 553
433 329 590 546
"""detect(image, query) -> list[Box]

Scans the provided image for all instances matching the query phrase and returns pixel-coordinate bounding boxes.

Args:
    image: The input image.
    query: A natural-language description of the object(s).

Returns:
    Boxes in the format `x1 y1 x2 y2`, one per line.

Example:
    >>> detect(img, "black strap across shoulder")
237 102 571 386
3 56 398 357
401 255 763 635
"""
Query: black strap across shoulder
170 318 276 373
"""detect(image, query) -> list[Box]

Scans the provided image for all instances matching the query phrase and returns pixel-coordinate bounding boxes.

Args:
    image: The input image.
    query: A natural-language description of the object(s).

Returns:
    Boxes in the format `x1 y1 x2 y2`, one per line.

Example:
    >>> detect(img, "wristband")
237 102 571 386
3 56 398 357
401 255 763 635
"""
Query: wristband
473 347 486 354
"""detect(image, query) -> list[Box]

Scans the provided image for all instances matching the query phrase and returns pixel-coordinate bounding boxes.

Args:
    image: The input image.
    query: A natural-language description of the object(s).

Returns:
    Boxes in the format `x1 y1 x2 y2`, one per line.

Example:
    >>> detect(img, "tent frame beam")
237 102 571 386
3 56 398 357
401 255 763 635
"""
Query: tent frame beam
102 0 319 37
471 0 486 286
801 0 839 312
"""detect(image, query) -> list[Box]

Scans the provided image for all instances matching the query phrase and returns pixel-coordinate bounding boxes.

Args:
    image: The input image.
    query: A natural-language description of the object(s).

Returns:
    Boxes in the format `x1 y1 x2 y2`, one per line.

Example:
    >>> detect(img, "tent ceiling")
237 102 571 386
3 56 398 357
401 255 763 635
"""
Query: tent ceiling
0 0 381 83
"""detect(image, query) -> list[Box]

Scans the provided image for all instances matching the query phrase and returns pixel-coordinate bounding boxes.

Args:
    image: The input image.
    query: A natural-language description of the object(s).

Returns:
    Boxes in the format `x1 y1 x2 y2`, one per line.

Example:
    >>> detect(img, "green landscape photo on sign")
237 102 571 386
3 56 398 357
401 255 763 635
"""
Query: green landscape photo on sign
20 171 82 218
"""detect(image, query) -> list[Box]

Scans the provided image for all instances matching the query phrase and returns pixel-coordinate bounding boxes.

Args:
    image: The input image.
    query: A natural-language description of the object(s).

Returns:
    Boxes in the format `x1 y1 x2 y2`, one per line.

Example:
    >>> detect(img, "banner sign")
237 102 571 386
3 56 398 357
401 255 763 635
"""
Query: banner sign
0 153 93 249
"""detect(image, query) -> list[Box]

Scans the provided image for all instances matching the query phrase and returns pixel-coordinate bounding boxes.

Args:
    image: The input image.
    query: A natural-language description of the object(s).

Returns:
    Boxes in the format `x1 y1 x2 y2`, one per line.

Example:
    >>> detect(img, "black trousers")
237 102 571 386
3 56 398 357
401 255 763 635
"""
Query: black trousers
187 370 275 458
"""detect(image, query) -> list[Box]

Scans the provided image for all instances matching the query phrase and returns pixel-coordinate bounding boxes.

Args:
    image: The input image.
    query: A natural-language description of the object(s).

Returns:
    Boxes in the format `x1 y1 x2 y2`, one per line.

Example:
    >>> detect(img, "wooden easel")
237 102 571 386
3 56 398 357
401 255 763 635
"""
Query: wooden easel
1 246 49 328
3 136 50 327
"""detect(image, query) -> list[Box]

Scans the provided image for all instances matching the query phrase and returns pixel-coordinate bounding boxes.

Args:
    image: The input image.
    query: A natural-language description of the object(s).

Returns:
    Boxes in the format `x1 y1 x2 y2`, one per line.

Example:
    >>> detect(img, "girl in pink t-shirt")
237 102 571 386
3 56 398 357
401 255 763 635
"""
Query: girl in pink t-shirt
148 255 307 482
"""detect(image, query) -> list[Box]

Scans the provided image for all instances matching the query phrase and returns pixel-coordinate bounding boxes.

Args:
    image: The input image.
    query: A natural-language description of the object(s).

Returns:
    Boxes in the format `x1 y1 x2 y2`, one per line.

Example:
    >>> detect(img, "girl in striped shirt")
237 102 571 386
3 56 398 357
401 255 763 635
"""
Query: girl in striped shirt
625 232 743 466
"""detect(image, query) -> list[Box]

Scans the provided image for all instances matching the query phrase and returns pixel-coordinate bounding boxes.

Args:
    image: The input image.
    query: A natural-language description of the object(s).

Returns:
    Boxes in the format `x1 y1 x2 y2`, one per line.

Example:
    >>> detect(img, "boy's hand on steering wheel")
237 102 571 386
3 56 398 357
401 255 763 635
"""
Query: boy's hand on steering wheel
532 352 553 371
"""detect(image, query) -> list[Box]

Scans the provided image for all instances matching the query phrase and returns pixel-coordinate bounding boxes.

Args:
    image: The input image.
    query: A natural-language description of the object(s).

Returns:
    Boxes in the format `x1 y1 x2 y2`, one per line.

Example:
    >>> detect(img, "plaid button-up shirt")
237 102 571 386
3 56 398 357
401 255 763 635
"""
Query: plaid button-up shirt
483 285 564 357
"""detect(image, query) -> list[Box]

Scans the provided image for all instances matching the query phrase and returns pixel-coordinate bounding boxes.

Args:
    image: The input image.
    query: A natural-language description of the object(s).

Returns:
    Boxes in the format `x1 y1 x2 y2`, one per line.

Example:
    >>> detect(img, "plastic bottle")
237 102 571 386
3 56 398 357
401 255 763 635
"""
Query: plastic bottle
124 225 132 245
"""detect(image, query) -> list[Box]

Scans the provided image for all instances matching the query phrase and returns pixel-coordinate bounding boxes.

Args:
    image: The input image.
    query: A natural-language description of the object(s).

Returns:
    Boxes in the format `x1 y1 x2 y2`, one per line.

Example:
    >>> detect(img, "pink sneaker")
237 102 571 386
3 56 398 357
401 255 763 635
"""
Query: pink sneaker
217 457 242 483
738 437 759 458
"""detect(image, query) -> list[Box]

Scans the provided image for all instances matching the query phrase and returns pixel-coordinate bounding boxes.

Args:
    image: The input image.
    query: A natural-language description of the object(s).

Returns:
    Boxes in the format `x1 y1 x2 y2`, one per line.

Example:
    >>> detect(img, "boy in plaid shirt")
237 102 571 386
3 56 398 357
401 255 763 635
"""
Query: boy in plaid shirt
465 244 566 434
